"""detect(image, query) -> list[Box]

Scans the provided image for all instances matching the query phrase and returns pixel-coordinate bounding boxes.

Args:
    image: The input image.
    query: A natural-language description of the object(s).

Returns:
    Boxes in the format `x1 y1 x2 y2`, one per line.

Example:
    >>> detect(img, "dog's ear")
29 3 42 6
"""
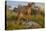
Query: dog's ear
28 2 35 7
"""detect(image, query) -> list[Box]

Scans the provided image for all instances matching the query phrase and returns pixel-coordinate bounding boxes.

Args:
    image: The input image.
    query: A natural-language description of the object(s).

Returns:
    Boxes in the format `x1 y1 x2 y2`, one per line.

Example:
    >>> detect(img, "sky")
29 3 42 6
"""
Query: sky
6 0 45 10
7 1 28 8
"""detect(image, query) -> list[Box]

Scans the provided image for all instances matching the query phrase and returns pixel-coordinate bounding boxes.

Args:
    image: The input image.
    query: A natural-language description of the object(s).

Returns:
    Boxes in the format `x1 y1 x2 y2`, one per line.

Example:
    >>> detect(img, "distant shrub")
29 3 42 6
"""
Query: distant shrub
31 15 36 21
7 14 16 20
